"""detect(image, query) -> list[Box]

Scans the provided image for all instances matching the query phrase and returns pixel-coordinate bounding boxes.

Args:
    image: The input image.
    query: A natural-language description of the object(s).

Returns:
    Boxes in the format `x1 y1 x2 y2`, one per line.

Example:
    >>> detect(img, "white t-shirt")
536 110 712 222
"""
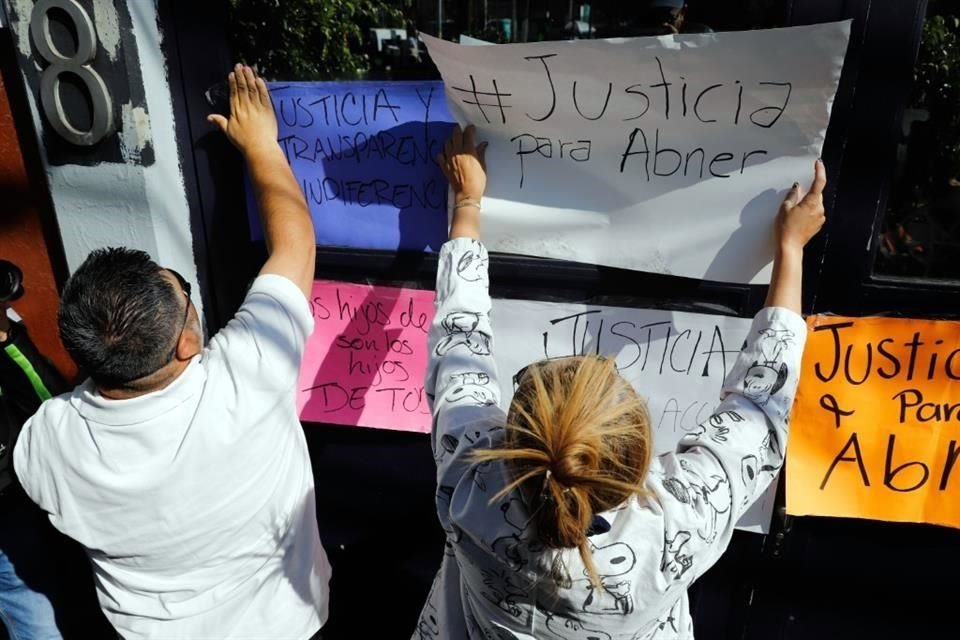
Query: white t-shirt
14 274 331 640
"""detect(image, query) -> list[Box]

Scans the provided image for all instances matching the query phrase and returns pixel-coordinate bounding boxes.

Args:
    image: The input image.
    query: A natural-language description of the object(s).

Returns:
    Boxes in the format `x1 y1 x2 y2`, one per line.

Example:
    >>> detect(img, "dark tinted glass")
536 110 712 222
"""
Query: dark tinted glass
226 0 787 82
873 1 960 281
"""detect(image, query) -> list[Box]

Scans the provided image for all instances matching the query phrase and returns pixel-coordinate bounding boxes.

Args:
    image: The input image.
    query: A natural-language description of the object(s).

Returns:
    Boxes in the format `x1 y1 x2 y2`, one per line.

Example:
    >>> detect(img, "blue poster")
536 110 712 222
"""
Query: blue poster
247 81 454 252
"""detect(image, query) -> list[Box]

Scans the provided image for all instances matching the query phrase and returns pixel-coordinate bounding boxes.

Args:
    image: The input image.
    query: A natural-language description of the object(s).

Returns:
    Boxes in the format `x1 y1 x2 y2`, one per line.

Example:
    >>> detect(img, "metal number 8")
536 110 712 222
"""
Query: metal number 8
30 0 113 146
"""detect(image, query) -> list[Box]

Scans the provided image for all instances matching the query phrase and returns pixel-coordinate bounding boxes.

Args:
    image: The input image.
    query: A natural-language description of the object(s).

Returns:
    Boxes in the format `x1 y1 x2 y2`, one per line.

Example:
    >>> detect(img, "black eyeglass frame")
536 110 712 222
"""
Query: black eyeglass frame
164 268 192 365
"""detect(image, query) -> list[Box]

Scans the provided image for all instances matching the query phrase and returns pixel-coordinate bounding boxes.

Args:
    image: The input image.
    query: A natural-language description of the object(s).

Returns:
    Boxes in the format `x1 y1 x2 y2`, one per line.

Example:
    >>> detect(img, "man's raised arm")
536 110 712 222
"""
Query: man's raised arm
209 64 315 297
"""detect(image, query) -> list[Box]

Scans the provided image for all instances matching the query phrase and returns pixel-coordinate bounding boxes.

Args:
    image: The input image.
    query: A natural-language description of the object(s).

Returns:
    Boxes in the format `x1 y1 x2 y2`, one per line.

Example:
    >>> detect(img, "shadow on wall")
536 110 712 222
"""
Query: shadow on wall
705 187 786 283
300 285 403 422
310 118 454 253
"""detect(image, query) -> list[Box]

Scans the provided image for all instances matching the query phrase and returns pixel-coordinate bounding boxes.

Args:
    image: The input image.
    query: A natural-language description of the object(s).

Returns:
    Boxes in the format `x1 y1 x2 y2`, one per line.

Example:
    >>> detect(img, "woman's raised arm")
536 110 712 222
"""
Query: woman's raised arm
425 126 504 521
766 159 827 313
645 160 826 588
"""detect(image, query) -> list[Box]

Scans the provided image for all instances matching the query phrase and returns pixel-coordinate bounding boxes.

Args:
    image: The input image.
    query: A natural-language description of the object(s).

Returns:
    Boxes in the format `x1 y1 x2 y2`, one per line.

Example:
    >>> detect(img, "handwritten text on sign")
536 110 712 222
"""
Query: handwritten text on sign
491 299 750 448
421 23 850 283
297 281 752 439
247 82 454 251
787 316 960 528
298 281 775 532
298 281 434 431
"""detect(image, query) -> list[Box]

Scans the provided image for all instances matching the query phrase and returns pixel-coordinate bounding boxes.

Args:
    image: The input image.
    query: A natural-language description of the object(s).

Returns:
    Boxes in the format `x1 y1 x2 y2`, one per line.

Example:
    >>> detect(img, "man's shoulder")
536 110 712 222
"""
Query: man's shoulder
246 273 310 308
247 274 314 332
207 274 314 355
12 389 73 485
22 390 74 439
13 389 81 514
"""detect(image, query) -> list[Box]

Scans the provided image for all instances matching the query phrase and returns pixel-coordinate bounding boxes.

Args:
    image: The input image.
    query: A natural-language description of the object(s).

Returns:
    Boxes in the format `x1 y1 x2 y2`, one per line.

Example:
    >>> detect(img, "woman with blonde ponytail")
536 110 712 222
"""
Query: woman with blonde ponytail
415 124 826 640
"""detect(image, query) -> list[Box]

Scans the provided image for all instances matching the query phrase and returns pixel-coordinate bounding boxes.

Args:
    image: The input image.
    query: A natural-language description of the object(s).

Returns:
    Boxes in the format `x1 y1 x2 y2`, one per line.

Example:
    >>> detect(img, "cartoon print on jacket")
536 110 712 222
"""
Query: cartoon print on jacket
417 610 440 640
490 495 544 571
739 427 786 504
759 427 783 464
471 458 492 492
417 582 441 640
757 328 794 363
660 531 694 580
456 244 489 282
435 433 459 465
638 600 682 639
435 311 492 357
480 567 527 619
689 410 744 443
742 328 794 406
447 371 497 406
544 610 613 640
454 424 503 491
578 541 637 615
740 455 760 488
661 461 732 543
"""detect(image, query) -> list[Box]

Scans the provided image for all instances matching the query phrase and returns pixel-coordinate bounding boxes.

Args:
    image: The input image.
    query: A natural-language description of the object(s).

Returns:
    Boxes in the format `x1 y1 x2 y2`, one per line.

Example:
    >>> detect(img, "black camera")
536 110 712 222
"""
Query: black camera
0 260 24 303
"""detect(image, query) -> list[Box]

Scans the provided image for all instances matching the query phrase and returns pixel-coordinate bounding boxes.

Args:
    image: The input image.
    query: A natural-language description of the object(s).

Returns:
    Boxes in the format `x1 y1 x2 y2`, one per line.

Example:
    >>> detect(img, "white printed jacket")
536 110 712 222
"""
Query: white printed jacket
414 238 807 640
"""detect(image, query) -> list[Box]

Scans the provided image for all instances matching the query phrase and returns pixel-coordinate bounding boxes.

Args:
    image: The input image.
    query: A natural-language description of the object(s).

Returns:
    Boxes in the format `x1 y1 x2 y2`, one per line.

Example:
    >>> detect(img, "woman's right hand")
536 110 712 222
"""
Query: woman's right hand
765 159 827 313
776 159 827 252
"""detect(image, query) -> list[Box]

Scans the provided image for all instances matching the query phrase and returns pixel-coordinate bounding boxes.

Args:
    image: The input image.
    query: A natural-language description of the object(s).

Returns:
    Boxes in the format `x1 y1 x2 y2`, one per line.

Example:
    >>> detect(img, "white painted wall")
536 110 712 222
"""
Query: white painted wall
4 0 203 322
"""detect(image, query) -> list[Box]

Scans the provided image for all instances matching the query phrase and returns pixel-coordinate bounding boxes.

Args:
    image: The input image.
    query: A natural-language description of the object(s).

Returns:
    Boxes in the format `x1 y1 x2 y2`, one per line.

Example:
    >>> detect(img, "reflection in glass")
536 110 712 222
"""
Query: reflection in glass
226 1 786 82
875 2 960 280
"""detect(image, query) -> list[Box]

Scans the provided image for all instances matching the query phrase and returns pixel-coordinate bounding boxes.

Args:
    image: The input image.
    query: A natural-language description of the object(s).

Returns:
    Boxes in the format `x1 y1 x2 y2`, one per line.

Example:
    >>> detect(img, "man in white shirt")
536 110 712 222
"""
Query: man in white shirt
14 65 330 640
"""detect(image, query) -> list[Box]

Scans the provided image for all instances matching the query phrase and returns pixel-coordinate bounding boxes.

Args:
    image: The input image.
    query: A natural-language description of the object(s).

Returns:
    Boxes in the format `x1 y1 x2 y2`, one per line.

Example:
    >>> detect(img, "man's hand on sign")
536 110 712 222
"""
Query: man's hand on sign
438 125 488 241
765 159 827 314
210 63 315 298
207 64 278 158
776 159 827 253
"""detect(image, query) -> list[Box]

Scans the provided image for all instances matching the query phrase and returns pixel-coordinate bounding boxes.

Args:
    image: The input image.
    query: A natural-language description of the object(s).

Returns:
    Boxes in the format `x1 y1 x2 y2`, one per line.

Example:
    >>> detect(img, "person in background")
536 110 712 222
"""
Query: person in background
414 125 825 639
0 260 66 640
14 65 330 640
634 0 713 36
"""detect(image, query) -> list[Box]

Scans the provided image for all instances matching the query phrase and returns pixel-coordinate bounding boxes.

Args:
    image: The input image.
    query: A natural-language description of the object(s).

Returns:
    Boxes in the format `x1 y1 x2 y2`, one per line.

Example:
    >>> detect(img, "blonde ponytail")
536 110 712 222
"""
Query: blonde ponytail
474 356 652 588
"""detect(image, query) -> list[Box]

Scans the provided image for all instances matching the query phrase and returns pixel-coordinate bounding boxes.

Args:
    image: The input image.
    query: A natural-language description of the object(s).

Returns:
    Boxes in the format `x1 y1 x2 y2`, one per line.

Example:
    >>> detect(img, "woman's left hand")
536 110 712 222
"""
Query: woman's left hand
438 125 488 240
438 124 488 203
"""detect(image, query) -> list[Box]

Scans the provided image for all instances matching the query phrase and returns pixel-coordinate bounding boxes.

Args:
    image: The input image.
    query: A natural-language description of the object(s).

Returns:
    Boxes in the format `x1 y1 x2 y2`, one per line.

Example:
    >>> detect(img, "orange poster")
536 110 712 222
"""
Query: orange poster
787 315 960 528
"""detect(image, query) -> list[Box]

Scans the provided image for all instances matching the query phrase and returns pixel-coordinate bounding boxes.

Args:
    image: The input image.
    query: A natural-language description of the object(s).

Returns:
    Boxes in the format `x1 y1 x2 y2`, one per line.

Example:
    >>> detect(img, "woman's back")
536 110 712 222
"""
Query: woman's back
417 238 806 640
416 126 824 639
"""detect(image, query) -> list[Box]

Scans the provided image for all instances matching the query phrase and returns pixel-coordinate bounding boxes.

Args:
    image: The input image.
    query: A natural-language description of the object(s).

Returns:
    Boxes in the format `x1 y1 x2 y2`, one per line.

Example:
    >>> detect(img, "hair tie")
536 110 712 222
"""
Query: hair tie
540 469 553 500
540 469 572 502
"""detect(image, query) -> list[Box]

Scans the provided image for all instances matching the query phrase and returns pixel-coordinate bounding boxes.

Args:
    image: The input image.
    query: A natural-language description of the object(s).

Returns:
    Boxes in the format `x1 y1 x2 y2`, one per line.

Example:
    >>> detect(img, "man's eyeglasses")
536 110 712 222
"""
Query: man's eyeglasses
113 269 193 385
165 268 192 362
168 268 192 300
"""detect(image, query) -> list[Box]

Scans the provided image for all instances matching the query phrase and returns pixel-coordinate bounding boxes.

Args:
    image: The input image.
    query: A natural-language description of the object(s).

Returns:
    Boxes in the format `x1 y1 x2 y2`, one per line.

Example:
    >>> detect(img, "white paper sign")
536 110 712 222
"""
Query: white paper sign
422 22 850 283
491 299 774 533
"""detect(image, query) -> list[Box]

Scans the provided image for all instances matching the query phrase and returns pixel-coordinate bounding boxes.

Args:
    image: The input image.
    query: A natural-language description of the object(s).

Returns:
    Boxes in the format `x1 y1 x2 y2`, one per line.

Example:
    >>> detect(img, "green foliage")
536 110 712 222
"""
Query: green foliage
911 12 960 187
227 0 403 81
915 15 960 104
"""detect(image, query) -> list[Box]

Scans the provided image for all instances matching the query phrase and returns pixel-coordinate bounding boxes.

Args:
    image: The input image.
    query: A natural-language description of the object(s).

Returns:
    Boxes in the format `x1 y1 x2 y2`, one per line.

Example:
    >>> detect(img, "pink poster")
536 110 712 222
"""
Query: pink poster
297 280 436 432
